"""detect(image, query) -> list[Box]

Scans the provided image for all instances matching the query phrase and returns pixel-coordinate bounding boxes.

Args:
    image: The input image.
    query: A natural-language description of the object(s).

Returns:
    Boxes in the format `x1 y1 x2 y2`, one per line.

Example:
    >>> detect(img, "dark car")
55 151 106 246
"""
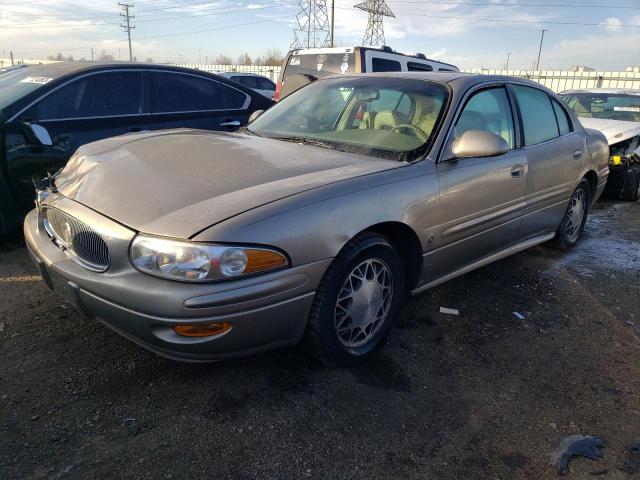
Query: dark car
0 62 273 233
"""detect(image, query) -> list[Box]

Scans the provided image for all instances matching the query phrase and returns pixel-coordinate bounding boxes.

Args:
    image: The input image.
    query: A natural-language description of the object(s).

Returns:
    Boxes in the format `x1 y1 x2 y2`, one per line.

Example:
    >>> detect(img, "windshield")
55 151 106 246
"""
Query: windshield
249 77 448 161
0 67 50 113
560 92 640 122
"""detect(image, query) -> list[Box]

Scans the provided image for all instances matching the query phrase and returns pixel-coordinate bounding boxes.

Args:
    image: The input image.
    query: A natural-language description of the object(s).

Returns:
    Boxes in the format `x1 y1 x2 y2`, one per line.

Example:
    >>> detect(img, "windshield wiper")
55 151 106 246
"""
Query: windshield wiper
268 135 335 149
239 127 260 137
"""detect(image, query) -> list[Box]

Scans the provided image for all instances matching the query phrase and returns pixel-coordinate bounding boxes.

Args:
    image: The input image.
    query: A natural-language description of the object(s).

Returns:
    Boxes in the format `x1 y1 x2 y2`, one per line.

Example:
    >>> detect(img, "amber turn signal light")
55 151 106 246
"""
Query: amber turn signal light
244 249 287 274
173 322 232 337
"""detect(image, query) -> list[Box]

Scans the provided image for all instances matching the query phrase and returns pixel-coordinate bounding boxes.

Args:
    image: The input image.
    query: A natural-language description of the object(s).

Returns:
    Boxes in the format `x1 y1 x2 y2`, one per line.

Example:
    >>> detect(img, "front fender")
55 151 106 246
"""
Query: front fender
193 162 439 267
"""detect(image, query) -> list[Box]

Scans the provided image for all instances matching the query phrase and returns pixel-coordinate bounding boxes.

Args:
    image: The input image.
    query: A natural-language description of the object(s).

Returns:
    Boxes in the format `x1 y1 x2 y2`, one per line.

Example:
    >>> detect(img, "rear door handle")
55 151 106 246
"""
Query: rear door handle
220 120 241 127
511 164 525 178
573 150 583 159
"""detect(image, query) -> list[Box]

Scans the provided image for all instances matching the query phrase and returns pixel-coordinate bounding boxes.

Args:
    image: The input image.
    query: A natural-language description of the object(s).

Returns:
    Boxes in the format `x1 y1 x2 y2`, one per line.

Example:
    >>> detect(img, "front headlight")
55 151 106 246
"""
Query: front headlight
130 235 288 282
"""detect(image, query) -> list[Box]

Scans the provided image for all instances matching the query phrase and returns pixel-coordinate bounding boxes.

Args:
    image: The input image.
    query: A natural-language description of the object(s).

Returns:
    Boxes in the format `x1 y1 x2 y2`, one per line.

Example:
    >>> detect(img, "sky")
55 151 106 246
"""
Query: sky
1 0 639 70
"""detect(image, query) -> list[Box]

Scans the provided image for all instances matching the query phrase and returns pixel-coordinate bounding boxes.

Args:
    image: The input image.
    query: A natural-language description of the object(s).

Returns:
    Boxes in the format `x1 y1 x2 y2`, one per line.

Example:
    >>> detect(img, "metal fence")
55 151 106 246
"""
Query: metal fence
463 69 640 92
4 58 640 92
167 64 282 82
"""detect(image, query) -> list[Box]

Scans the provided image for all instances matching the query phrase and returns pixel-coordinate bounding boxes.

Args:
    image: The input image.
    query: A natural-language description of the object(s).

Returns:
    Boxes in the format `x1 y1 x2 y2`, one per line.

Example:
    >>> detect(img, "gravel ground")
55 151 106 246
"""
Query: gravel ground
1 199 639 480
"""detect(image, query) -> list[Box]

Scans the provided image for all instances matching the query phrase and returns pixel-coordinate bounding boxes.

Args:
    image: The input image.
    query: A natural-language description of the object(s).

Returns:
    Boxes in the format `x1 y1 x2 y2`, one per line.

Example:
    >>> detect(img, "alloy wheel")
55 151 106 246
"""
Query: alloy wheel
564 188 586 242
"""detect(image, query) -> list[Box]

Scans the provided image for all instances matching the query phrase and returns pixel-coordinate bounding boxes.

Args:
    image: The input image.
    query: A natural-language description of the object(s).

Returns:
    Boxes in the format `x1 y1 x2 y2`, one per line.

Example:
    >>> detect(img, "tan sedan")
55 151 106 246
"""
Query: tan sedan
24 73 609 365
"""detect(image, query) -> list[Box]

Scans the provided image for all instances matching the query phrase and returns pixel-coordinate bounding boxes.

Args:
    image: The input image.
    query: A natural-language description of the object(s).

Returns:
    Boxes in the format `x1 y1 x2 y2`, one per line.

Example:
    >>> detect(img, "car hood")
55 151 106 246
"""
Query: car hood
54 129 401 238
578 117 640 145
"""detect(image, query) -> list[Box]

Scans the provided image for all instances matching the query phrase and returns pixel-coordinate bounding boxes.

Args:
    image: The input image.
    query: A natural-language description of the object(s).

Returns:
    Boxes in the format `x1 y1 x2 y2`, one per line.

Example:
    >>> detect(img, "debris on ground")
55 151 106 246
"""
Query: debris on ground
620 441 640 474
550 434 605 475
439 307 459 315
512 311 526 320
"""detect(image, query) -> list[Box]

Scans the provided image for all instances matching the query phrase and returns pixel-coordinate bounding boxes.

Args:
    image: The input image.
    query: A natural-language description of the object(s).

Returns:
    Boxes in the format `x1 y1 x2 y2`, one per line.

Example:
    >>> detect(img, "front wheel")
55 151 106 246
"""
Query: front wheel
304 232 405 366
550 178 591 250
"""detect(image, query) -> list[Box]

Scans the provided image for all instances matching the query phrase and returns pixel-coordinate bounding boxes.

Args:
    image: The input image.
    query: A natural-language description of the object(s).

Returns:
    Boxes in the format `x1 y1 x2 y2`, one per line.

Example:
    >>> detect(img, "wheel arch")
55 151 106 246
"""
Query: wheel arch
356 221 423 292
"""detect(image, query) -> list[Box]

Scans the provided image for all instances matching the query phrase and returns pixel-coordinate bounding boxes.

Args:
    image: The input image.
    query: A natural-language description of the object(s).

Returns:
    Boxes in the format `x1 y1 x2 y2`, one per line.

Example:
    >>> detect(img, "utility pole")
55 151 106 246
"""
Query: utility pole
91 48 94 62
330 0 335 47
119 2 135 62
535 29 548 71
9 51 14 66
505 52 511 70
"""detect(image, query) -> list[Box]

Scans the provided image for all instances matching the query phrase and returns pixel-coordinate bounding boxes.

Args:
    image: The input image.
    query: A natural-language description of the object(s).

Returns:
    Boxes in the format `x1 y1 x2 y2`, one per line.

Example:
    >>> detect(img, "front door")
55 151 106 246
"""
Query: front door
6 70 151 210
427 86 528 282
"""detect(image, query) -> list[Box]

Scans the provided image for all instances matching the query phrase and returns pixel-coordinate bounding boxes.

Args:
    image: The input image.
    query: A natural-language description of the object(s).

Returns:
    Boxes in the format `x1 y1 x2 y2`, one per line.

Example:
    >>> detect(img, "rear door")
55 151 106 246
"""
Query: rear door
429 85 528 281
5 70 151 209
149 71 251 132
511 84 582 237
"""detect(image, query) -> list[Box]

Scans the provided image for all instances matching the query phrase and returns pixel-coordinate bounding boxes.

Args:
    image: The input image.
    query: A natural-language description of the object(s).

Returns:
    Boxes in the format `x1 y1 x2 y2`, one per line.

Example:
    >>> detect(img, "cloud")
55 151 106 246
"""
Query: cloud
605 17 623 32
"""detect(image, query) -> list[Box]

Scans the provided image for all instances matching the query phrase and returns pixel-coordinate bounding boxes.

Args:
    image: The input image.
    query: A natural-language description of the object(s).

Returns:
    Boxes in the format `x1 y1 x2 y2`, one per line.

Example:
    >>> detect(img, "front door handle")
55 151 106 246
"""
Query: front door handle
511 164 525 178
573 150 583 159
220 120 241 127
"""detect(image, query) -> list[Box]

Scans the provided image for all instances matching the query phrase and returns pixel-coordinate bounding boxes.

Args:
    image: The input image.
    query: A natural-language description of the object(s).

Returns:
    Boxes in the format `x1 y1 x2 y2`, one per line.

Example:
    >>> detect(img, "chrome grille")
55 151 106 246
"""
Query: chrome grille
42 207 110 272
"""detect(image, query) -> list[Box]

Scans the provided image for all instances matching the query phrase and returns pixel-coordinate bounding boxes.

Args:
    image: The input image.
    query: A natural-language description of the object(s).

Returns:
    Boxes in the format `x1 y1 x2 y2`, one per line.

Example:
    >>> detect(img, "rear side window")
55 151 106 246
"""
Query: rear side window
232 76 258 89
151 73 246 113
552 98 572 135
407 62 433 72
455 87 515 149
371 58 402 72
25 71 144 120
257 77 275 90
513 85 559 146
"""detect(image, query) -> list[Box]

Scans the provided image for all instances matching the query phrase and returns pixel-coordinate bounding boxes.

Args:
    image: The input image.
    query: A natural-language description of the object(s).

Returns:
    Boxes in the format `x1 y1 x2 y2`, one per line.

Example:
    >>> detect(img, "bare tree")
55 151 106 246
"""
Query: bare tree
237 53 252 65
214 54 233 65
262 49 284 66
97 50 114 62
145 57 154 63
66 55 74 62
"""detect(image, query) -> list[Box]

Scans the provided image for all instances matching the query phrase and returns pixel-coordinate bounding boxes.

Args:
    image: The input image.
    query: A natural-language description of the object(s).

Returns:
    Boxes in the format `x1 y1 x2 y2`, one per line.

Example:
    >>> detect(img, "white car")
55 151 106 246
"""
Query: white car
219 72 276 99
561 89 640 201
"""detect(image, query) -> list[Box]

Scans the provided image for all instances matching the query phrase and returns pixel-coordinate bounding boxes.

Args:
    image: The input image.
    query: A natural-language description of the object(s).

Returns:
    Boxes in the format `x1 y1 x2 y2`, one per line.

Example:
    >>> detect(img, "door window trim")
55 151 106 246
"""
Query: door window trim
437 82 520 163
149 71 251 114
8 68 151 123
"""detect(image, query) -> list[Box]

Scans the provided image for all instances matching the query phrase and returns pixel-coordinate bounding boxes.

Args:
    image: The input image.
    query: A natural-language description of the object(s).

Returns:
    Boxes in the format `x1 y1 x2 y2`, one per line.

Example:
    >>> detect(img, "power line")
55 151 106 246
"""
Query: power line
388 0 640 8
119 2 135 61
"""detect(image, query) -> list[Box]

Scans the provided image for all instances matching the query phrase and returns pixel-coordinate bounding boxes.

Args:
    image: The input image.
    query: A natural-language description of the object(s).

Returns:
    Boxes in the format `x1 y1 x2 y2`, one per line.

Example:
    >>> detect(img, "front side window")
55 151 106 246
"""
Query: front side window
455 87 515 149
248 77 448 161
560 92 640 122
25 71 144 120
371 58 402 72
151 72 246 113
513 85 559 146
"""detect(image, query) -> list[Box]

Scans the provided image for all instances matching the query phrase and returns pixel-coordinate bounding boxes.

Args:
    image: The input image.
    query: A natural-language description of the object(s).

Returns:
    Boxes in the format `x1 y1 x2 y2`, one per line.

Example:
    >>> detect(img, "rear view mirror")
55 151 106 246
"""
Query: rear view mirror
354 89 380 102
24 123 53 147
248 110 264 124
451 130 509 159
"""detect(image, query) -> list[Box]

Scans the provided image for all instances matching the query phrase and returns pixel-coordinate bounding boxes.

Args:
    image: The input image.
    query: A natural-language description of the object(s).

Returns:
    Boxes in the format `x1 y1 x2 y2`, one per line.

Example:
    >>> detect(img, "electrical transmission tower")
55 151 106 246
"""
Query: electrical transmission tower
354 0 394 47
291 0 330 49
119 2 135 61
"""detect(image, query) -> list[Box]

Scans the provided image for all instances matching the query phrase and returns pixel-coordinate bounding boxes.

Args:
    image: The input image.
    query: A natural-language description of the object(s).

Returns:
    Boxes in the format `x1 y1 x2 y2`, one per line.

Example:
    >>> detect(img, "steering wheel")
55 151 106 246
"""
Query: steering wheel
391 124 428 142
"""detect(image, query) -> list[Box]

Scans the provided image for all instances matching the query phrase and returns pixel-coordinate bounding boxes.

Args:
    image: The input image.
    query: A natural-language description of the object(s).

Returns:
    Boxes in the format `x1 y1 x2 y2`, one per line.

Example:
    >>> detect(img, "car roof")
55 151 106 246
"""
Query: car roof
560 88 640 95
10 61 227 81
333 71 548 90
222 72 267 77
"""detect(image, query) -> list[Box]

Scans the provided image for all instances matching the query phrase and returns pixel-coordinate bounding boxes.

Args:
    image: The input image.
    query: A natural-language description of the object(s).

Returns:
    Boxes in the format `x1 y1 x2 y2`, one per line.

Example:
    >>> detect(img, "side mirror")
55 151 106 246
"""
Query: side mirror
248 110 264 124
451 130 509 159
24 123 53 147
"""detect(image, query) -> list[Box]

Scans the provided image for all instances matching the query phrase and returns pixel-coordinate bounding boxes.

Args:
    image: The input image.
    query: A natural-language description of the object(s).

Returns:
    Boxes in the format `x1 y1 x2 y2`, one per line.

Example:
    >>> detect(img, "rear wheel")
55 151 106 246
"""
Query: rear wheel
621 165 640 202
551 178 591 250
304 232 405 366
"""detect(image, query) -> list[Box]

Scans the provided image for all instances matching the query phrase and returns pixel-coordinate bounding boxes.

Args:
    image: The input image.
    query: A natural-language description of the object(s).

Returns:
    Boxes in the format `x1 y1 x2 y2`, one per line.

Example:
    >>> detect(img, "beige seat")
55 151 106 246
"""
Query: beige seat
374 110 407 130
359 111 376 129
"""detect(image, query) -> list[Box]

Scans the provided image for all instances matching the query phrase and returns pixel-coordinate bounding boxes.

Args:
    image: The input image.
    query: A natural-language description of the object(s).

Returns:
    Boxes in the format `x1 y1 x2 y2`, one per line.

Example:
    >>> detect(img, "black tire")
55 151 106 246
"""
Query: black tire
304 232 405 366
621 165 640 202
550 178 591 250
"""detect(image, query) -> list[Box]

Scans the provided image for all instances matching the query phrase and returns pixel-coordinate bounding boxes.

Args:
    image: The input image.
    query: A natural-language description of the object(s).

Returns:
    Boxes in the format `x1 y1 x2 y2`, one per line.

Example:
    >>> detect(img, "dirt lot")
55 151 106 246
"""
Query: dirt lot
1 199 639 480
